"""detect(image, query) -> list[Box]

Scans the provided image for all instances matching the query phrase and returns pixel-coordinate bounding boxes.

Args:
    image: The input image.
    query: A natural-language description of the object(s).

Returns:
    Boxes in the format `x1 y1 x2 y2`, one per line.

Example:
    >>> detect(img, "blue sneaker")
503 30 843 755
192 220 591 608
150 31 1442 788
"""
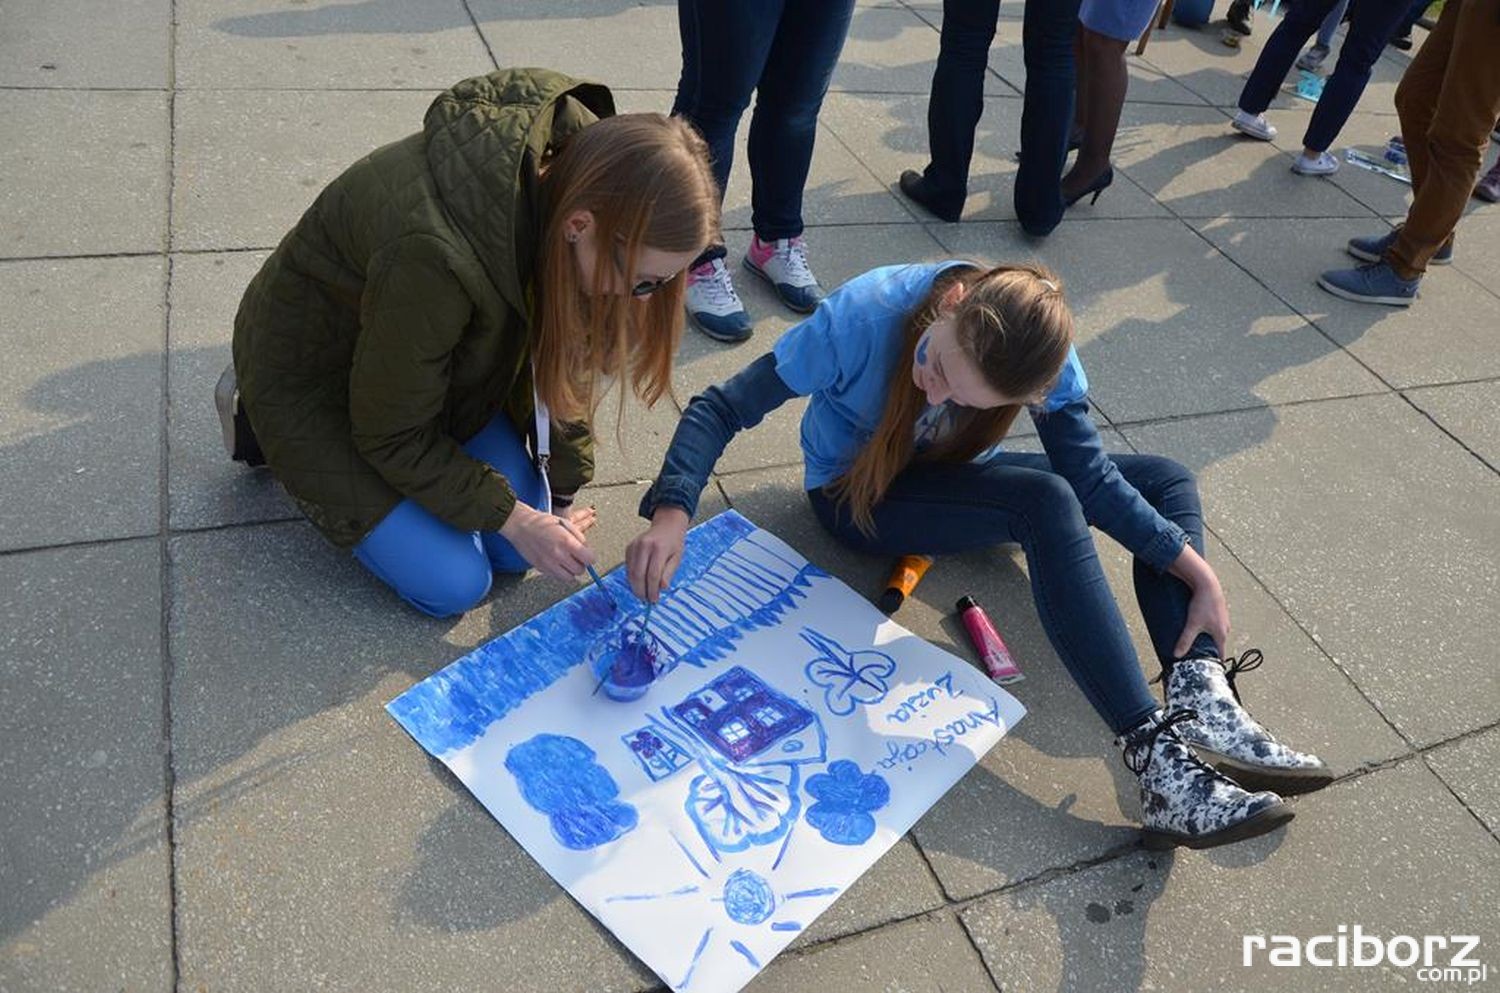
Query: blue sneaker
1317 261 1420 307
744 235 825 314
685 258 752 342
1346 229 1453 266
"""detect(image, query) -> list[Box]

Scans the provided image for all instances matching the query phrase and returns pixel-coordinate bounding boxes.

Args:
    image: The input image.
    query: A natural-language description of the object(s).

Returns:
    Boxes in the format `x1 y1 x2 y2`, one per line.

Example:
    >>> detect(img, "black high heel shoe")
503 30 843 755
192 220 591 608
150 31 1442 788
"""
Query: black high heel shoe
1063 165 1114 208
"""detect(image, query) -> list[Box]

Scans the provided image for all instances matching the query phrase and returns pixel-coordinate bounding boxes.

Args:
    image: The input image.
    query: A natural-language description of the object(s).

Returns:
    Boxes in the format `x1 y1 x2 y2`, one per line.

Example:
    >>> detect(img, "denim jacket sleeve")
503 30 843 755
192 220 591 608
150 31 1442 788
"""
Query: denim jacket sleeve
638 352 798 520
1031 399 1188 572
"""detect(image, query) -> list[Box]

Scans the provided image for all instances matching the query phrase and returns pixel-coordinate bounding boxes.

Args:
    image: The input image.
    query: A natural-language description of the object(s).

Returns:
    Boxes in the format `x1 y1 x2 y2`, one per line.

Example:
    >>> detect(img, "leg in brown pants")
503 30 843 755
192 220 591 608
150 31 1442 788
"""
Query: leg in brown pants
1387 0 1500 278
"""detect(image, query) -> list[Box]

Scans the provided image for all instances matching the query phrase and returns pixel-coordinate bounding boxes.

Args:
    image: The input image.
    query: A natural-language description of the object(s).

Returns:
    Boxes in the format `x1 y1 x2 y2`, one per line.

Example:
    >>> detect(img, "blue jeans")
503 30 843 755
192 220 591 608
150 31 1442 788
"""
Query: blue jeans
920 0 1082 235
353 414 545 618
807 453 1217 734
672 0 855 263
1238 0 1411 152
1315 0 1350 48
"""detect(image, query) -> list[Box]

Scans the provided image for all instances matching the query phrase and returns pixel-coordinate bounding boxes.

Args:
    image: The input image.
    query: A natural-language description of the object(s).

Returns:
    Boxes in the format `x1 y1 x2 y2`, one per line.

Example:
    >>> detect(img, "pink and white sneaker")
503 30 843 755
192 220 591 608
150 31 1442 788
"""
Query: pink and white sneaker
743 235 825 314
685 257 752 342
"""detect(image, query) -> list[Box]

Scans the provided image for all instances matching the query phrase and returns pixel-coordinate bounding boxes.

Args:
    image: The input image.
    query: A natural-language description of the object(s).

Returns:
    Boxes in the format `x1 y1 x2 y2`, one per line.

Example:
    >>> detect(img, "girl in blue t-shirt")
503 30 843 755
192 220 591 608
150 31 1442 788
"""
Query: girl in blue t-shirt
628 260 1332 851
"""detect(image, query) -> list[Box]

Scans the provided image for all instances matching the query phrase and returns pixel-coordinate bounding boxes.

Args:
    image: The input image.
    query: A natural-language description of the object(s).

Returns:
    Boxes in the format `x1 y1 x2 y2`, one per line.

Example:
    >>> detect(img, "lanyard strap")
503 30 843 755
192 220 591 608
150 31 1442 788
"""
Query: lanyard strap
532 367 553 515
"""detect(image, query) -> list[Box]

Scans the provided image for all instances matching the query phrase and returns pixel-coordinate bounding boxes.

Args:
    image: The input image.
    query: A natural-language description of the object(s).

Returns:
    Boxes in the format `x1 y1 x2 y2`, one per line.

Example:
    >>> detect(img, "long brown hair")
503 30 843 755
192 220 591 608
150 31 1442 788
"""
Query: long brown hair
826 262 1075 534
534 113 718 421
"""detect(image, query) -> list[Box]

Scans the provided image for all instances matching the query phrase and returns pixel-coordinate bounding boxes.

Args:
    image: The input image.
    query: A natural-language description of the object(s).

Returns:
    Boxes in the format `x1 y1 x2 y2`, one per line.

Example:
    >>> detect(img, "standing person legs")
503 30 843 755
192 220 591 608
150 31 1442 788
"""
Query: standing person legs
1016 0 1083 234
1388 0 1500 277
672 1 783 340
1300 0 1412 155
900 0 1002 221
740 0 854 313
1236 0 1336 122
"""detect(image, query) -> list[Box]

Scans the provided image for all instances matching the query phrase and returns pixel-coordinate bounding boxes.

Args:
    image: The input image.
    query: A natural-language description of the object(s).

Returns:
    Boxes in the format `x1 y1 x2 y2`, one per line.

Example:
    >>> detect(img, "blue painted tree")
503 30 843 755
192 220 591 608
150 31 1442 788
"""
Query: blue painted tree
504 734 638 850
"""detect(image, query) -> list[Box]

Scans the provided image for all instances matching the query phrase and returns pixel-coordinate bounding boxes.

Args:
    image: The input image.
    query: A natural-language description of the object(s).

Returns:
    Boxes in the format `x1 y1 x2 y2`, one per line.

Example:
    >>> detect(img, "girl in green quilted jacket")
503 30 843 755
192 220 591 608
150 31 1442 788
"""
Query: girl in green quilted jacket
223 70 718 617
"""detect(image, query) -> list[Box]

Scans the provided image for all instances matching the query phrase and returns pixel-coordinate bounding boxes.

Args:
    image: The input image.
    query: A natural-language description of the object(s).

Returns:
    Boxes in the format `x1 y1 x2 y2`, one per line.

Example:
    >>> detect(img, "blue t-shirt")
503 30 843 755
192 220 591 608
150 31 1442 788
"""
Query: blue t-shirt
771 262 1088 490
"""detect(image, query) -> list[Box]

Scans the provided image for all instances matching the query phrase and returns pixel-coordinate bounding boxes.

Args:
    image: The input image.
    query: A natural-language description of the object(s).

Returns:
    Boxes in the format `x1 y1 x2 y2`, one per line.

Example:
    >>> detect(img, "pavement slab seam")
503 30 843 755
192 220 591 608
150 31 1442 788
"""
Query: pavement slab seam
458 0 499 71
1420 730 1500 847
1397 389 1500 477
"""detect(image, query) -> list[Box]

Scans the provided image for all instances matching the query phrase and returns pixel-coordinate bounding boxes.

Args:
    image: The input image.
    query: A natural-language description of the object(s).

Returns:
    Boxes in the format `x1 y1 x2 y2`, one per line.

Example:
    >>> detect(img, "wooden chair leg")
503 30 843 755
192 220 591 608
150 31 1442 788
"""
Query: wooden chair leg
1136 0 1176 56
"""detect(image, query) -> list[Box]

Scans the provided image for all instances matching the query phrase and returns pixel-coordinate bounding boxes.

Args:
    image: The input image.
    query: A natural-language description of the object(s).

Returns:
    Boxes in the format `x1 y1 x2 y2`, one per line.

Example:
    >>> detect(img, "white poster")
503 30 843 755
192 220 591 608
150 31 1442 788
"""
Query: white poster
388 510 1025 993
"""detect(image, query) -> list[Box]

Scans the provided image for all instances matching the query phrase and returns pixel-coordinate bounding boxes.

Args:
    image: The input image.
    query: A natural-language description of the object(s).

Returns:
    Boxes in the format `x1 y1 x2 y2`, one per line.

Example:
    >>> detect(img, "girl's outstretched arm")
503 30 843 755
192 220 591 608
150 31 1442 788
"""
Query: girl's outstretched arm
627 353 797 601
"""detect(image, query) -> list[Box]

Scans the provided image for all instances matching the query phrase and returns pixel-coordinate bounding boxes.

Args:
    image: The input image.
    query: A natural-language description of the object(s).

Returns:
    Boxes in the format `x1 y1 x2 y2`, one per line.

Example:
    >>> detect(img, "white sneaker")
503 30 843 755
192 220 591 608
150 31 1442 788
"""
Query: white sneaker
1231 110 1277 141
685 257 752 342
1292 150 1339 175
743 235 825 314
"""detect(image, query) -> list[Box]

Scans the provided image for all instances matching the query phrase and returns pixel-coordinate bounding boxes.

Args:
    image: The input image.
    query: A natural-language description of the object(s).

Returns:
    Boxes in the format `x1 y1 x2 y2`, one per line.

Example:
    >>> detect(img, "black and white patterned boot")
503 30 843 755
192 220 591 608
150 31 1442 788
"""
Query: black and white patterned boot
1119 709 1293 851
1166 650 1333 795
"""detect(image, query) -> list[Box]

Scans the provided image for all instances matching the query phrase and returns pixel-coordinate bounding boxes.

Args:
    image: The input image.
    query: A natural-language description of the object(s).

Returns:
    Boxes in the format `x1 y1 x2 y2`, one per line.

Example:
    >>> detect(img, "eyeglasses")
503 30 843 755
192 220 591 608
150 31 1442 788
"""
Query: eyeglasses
613 245 681 297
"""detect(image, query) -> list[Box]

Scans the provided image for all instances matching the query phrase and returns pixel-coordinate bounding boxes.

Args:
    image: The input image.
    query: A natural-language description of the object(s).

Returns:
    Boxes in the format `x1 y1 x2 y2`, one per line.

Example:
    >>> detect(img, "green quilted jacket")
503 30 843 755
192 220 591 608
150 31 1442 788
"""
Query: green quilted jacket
232 68 614 548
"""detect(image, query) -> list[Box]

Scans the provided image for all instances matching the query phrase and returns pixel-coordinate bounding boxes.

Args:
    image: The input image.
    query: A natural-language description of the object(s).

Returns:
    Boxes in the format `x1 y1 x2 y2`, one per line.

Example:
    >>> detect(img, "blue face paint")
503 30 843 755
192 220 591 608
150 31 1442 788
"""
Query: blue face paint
915 332 930 366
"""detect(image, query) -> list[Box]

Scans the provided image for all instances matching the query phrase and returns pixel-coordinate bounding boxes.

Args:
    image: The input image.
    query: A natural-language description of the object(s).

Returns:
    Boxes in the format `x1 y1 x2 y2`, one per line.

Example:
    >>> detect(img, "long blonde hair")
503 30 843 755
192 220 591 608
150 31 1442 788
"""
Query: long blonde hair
826 262 1075 535
533 113 719 421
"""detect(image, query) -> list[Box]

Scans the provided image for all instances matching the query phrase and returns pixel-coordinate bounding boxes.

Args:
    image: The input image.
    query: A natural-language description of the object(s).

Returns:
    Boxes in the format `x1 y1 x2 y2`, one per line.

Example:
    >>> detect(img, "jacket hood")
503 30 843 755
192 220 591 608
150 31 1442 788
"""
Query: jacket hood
423 68 615 316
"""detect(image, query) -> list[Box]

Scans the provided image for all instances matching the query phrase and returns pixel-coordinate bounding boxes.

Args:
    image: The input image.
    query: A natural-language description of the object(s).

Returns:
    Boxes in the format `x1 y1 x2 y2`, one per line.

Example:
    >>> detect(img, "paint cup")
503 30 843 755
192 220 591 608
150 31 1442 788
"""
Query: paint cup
956 595 1024 684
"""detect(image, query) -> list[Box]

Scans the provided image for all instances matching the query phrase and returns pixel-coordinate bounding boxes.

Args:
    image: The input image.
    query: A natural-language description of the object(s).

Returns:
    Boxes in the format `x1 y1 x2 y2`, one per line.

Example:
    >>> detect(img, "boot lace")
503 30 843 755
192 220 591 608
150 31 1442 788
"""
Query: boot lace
1221 648 1264 704
1121 709 1224 784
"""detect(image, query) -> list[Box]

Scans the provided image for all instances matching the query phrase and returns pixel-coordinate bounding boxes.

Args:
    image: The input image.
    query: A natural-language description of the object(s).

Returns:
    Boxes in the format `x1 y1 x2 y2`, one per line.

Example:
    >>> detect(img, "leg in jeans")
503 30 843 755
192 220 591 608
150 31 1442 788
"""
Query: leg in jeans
1016 0 1082 235
921 0 1002 212
747 0 856 241
1315 0 1349 50
807 458 1160 734
1237 0 1337 116
352 414 548 617
1110 455 1220 670
1389 0 1500 277
1301 0 1412 152
672 0 784 266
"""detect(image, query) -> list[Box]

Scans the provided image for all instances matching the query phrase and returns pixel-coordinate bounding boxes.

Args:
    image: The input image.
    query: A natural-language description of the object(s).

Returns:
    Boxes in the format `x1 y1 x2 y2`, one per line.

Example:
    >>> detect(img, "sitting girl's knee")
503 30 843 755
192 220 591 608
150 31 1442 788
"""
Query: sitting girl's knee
406 556 493 618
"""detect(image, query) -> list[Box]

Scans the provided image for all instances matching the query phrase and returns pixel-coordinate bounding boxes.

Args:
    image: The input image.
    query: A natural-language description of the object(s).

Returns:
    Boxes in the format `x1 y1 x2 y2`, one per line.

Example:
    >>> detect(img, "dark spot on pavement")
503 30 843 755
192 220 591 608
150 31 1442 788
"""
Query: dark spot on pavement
1114 900 1134 915
1085 902 1111 924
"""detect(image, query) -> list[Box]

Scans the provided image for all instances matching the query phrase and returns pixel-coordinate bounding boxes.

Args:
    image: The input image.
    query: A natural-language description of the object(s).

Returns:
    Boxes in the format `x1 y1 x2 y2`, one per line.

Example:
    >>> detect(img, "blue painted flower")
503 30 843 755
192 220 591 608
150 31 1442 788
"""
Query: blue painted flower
804 760 890 846
801 629 896 716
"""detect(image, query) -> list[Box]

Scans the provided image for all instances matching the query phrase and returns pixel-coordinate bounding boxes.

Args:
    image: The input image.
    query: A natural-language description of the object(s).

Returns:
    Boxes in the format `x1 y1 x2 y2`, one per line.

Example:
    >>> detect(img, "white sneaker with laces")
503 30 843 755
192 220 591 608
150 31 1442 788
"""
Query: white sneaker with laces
743 235 825 314
685 257 752 342
1231 110 1277 141
1292 150 1340 175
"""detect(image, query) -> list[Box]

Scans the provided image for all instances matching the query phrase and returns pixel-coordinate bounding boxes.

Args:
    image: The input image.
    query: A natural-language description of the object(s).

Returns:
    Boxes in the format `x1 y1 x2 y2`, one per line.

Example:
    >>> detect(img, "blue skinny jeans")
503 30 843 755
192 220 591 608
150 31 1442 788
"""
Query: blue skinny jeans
808 453 1217 734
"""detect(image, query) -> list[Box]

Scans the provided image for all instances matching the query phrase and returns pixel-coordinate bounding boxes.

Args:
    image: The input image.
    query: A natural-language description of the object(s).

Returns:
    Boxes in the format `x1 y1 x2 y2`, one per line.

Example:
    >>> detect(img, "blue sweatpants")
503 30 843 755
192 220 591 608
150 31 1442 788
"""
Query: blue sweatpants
353 415 546 618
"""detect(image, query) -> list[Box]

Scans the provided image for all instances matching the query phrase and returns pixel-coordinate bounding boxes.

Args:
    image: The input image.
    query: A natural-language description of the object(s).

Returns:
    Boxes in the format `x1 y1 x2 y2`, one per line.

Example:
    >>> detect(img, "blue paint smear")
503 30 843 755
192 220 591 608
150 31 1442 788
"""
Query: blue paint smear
915 331 930 366
805 759 891 846
387 510 828 755
679 927 713 988
503 734 637 850
671 832 711 879
784 887 840 899
604 885 700 904
730 940 761 969
770 921 803 932
722 869 776 925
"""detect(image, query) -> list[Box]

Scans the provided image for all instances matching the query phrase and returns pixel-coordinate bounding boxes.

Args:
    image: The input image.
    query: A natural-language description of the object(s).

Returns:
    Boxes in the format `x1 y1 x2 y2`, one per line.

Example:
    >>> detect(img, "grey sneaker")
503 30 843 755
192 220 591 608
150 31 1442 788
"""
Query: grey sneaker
1166 653 1333 795
1119 709 1292 851
1296 44 1330 72
1318 260 1421 306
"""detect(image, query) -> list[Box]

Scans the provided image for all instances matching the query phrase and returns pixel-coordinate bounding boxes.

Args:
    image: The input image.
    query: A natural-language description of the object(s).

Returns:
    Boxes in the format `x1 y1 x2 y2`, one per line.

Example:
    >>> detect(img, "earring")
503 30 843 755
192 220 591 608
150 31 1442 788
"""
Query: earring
567 234 577 244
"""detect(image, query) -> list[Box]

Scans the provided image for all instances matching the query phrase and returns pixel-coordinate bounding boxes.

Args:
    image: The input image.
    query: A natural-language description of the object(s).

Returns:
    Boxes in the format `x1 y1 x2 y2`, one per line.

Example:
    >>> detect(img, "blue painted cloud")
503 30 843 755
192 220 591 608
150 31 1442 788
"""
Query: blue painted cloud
802 629 896 716
504 734 638 850
805 760 890 846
